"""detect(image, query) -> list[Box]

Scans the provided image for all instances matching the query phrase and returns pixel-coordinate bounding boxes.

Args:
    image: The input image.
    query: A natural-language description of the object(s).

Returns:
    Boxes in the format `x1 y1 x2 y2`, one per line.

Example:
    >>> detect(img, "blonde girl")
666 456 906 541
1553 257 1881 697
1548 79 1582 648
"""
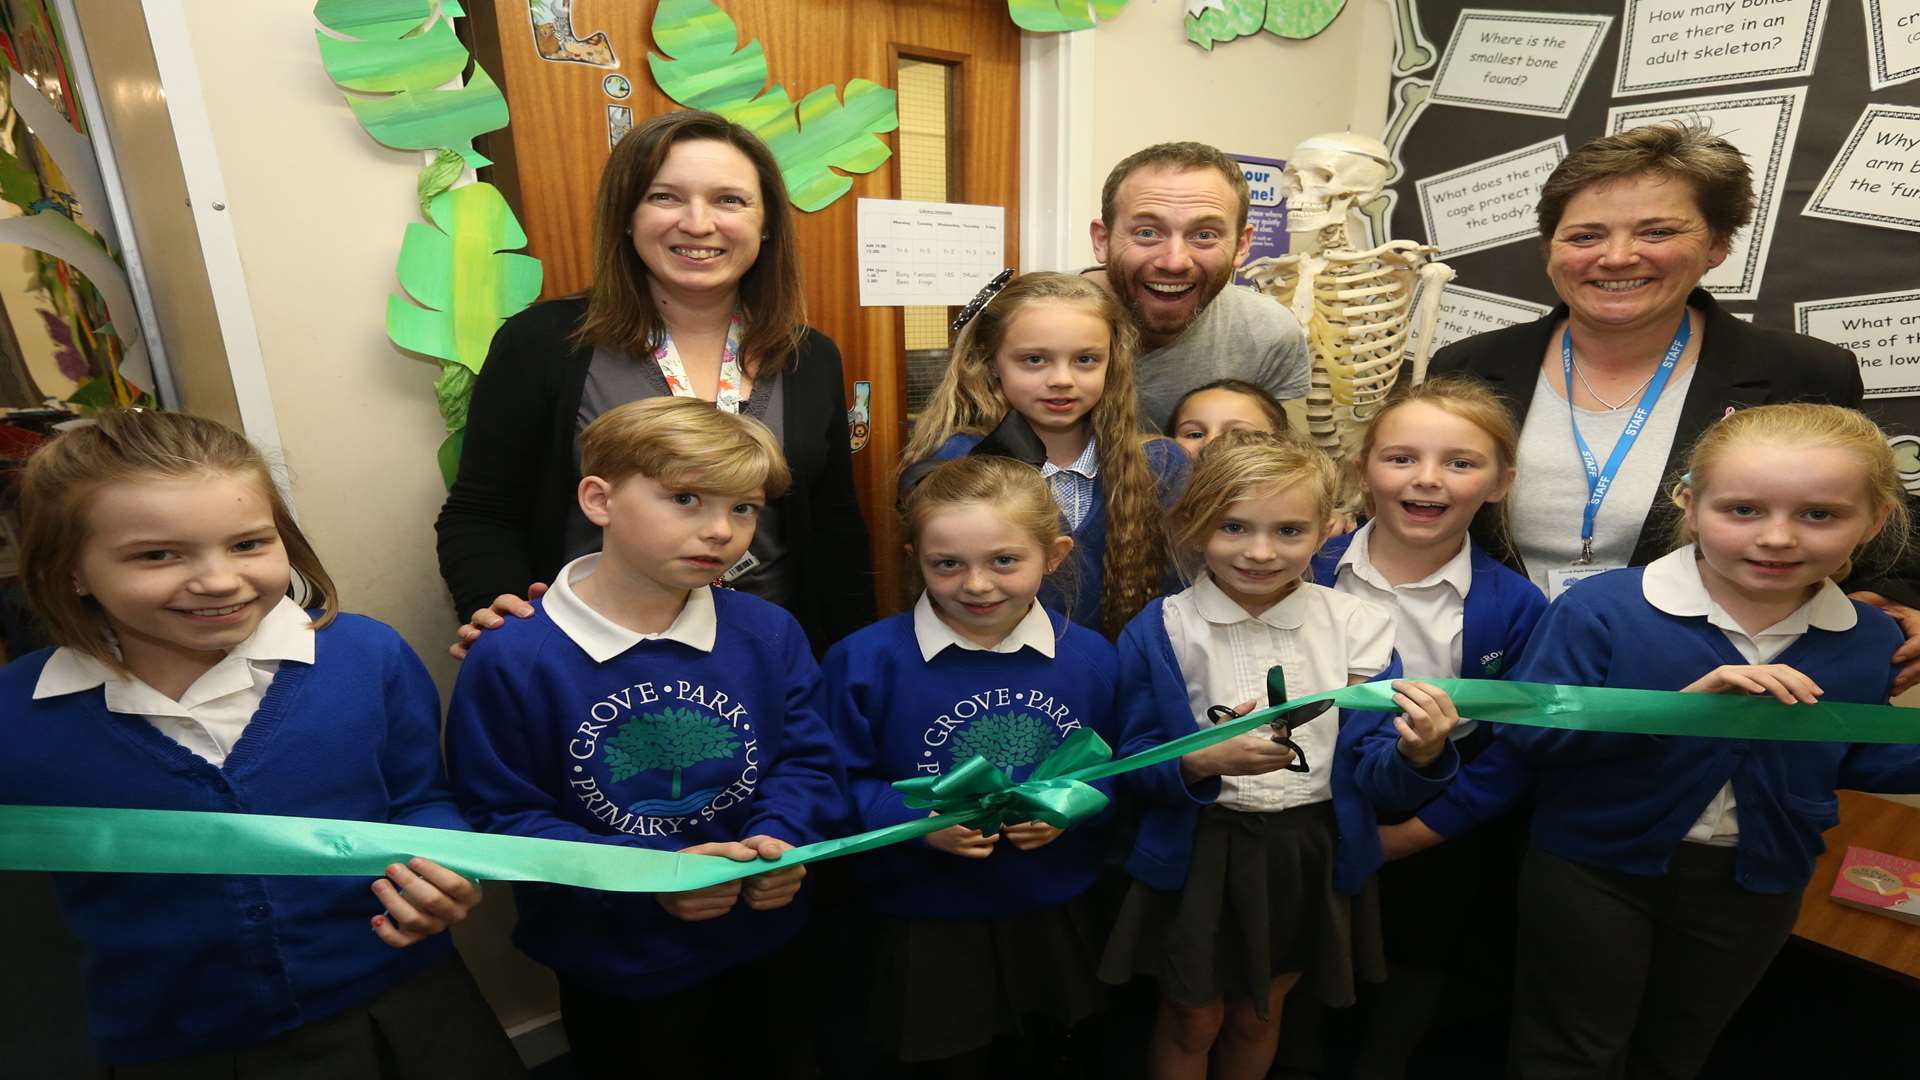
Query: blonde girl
1498 404 1920 1079
2 410 519 1076
900 271 1188 637
1100 431 1463 1080
826 456 1121 1076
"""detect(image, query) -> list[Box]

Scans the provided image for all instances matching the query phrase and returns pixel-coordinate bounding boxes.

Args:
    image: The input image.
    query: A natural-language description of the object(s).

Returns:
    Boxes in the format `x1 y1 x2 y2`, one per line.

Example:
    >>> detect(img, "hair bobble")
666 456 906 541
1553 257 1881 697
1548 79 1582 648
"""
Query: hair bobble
949 267 1014 333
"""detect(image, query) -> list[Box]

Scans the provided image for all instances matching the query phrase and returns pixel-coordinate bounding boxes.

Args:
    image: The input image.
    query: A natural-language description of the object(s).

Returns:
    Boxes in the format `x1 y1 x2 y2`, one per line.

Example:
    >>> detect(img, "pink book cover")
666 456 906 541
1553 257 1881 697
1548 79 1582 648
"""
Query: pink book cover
1829 846 1920 926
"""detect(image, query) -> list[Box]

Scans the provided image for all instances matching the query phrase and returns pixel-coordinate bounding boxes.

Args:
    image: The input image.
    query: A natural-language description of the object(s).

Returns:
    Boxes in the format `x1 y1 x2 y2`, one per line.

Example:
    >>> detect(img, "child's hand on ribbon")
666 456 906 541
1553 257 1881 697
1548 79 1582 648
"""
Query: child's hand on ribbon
1683 664 1823 704
1003 821 1064 851
369 857 483 947
656 840 761 921
739 835 806 911
926 812 1000 859
1180 699 1298 782
1391 681 1459 768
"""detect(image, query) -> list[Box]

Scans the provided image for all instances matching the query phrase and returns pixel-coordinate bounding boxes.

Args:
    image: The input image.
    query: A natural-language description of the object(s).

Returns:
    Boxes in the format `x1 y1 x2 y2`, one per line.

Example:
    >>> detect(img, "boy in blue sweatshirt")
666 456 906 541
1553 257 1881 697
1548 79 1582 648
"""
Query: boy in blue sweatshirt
445 397 842 1080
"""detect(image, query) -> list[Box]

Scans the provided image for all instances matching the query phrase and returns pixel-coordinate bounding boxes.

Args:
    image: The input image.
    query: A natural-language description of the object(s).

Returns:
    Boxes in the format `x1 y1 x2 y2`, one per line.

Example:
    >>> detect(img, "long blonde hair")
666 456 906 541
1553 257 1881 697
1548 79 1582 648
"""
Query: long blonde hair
1168 431 1340 581
901 272 1166 636
899 456 1069 603
1671 403 1909 582
18 410 338 671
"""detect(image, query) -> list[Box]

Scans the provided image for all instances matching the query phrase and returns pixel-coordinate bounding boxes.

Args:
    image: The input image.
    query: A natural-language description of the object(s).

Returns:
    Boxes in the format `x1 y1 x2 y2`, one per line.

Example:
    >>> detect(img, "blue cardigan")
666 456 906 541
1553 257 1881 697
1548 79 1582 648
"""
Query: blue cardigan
929 431 1190 630
1483 568 1920 894
1111 596 1458 896
823 608 1120 919
1314 533 1547 835
0 615 466 1064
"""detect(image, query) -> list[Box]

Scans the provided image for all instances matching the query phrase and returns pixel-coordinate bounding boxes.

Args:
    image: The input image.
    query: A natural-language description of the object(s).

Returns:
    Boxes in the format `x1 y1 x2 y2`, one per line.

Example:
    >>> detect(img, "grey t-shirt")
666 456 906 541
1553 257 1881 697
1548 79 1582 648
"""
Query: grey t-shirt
1509 363 1697 593
563 346 794 610
1131 283 1311 432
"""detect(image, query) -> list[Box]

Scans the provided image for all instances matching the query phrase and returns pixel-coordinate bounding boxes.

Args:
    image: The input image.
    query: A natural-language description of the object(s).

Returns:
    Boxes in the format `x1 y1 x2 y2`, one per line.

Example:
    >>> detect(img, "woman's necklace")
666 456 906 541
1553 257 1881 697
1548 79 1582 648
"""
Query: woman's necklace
1569 354 1658 411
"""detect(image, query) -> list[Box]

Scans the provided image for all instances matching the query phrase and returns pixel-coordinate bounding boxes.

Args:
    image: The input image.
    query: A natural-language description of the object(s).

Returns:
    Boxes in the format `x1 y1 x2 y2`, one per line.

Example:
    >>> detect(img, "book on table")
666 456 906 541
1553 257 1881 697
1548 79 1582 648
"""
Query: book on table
1830 845 1920 927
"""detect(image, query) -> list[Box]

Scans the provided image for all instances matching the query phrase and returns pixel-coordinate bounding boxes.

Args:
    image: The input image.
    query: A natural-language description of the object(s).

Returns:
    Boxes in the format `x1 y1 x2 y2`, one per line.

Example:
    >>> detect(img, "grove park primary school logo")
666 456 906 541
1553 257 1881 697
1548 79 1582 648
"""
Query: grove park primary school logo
567 679 759 837
917 686 1084 776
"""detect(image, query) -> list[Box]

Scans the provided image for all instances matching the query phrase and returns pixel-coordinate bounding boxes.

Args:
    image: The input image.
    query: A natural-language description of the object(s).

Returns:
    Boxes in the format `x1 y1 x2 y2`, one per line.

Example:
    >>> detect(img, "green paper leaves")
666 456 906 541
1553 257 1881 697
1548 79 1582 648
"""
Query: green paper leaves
1008 0 1129 32
315 15 469 91
647 0 897 212
1186 0 1347 49
344 64 508 167
388 182 543 373
316 1 508 167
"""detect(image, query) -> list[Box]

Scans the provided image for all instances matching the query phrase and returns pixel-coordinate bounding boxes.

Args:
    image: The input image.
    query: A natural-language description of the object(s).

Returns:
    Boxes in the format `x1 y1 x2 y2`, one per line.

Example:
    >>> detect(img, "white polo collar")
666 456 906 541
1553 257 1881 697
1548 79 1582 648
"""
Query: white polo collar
32 596 316 708
1641 546 1856 637
544 554 718 662
912 591 1057 660
1337 521 1473 597
1192 571 1307 629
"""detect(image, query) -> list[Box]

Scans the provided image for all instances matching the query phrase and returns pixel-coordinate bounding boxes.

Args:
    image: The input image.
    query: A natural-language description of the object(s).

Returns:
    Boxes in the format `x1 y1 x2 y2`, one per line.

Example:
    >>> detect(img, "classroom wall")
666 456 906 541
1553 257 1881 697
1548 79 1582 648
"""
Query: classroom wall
89 0 1393 1043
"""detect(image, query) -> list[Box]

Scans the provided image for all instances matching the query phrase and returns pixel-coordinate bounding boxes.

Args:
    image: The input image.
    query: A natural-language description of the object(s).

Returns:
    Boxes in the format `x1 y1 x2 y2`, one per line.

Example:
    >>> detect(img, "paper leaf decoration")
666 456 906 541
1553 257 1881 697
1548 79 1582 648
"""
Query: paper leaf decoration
343 63 508 167
313 0 438 41
1186 0 1346 47
1009 0 1129 32
387 182 543 373
315 16 470 92
647 0 897 212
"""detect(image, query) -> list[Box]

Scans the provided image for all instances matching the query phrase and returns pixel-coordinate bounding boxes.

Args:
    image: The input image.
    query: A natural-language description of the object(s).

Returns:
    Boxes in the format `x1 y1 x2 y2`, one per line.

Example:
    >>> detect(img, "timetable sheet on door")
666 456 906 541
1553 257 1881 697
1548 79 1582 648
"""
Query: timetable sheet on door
856 198 1007 306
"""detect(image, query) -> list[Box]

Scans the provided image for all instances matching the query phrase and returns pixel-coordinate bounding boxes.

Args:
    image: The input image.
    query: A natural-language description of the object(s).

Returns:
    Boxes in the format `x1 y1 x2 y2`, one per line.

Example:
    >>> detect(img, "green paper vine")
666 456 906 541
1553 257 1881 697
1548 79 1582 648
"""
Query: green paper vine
313 0 543 488
1186 0 1347 49
1008 0 1129 32
647 0 898 213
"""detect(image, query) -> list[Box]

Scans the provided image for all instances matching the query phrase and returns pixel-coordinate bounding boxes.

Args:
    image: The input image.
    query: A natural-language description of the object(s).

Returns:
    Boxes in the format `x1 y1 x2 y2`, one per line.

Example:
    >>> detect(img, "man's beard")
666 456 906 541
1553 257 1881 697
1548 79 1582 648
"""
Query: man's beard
1121 258 1236 344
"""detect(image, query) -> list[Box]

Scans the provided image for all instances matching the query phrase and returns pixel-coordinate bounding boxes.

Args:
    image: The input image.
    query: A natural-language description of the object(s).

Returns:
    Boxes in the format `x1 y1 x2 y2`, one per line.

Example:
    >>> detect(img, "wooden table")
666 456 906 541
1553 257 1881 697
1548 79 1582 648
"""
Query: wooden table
1794 791 1920 982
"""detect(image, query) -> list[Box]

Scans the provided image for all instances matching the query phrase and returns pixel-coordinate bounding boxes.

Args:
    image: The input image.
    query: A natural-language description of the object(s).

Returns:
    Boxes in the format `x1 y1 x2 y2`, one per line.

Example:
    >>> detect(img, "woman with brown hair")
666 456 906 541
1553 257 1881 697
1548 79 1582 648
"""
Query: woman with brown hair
436 109 873 655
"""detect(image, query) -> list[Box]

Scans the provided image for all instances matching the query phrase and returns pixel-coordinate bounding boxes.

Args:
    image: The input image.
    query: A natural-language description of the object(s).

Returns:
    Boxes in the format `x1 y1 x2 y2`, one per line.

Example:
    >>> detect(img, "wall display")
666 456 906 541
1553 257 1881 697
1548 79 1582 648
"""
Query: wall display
1231 152 1291 281
1803 103 1920 233
856 199 1006 307
1795 288 1920 397
849 380 871 453
1404 282 1552 353
1607 86 1807 300
314 0 543 486
605 103 633 149
1011 0 1128 32
1866 0 1920 90
647 0 898 212
1415 136 1565 258
527 0 616 66
1185 0 1350 48
1612 0 1827 98
1428 10 1612 118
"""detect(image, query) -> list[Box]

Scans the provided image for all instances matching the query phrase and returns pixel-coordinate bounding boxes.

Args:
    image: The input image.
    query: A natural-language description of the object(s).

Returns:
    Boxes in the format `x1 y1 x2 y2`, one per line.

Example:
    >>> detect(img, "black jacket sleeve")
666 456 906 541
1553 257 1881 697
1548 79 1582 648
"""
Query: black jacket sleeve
792 333 877 649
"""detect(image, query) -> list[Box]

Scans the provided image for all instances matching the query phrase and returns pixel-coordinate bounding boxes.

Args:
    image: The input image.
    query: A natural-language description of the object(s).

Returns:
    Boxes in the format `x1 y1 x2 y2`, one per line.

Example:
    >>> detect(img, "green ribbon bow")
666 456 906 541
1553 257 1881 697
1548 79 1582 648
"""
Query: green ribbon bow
3 680 1917 893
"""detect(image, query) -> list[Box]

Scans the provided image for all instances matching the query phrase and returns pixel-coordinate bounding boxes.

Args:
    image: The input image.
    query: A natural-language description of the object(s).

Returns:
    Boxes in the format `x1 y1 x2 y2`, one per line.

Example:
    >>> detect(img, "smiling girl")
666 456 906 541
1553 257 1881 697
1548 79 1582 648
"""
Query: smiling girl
901 272 1189 636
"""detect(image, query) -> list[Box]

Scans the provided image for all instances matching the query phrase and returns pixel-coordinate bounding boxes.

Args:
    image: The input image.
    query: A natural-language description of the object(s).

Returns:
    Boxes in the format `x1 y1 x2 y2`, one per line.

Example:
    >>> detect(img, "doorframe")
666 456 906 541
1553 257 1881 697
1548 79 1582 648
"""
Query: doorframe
1018 27 1096 274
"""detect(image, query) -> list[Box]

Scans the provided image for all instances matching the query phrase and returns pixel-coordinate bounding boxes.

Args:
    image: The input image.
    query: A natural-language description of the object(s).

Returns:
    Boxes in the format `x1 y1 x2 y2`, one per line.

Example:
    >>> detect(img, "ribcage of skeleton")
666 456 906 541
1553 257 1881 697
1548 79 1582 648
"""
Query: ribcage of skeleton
1308 258 1415 408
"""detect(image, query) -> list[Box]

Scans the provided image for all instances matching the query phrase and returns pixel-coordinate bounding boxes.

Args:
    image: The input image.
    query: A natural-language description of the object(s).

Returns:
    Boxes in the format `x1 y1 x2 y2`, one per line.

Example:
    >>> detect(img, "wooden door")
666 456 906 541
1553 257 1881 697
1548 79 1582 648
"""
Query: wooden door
466 0 1022 613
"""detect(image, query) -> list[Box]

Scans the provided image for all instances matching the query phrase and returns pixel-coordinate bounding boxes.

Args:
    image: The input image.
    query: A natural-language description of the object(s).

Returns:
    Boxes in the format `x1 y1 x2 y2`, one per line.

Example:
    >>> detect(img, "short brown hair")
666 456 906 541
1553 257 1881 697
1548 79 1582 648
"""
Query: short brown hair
579 396 791 499
900 456 1071 606
18 409 338 670
1536 122 1753 244
576 110 806 376
1101 141 1250 235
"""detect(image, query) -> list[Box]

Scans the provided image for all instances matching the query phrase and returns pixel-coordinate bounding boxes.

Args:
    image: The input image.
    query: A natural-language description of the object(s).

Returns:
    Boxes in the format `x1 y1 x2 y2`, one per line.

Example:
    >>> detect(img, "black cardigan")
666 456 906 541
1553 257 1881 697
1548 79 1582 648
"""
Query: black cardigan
1429 288 1901 587
435 297 876 651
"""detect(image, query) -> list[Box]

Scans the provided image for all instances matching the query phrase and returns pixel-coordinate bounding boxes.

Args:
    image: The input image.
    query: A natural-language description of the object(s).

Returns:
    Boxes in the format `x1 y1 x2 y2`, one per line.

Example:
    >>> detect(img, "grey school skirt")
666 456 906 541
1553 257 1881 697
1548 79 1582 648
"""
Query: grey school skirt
1099 801 1384 1018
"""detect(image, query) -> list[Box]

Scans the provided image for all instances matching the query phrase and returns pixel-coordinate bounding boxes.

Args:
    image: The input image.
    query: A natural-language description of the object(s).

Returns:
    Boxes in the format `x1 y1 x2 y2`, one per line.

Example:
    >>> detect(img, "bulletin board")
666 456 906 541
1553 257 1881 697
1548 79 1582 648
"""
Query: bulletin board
1378 0 1920 475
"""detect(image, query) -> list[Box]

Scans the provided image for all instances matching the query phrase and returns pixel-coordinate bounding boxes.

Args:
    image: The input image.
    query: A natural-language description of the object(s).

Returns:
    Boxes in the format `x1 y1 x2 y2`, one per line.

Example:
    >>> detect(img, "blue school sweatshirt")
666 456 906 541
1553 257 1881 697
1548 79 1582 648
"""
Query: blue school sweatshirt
928 432 1191 630
445 588 843 998
1462 567 1920 894
823 608 1121 919
0 614 466 1064
1111 596 1458 896
1314 533 1547 832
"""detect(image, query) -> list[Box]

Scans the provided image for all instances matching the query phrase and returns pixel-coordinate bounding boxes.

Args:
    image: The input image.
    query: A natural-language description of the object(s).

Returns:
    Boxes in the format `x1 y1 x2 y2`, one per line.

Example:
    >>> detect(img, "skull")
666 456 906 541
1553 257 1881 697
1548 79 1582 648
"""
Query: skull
1282 132 1393 235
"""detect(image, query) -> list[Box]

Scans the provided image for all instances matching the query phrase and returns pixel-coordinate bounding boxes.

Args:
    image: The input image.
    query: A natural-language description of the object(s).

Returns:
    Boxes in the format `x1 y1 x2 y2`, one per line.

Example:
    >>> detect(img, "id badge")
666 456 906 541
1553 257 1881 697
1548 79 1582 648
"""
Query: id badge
718 549 761 584
1546 564 1619 601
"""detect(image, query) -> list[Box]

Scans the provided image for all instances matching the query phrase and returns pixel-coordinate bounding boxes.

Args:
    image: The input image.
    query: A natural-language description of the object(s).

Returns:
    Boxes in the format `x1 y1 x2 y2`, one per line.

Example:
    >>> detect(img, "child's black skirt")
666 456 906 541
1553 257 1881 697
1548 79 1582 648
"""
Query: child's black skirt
866 893 1106 1063
1098 801 1383 1019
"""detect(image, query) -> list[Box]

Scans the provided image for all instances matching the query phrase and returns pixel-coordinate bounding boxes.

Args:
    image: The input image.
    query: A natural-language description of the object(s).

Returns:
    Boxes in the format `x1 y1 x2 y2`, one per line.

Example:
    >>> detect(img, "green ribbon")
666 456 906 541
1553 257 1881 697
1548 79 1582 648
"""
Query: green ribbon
4 682 1916 893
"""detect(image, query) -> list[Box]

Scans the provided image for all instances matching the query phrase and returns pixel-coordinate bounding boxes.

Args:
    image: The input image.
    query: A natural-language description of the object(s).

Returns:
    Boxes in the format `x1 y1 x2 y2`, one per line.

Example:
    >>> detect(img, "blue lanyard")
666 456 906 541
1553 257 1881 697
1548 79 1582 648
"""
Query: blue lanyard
1562 314 1690 564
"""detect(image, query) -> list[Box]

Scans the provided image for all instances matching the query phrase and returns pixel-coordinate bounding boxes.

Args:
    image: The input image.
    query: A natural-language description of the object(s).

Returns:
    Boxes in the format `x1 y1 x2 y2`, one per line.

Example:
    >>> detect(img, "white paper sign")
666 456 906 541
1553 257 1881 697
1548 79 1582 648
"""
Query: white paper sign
1866 0 1920 89
1803 105 1920 235
1795 289 1920 398
1407 284 1553 353
857 199 1006 307
1613 0 1827 97
1415 138 1566 258
1429 10 1614 118
1607 86 1806 301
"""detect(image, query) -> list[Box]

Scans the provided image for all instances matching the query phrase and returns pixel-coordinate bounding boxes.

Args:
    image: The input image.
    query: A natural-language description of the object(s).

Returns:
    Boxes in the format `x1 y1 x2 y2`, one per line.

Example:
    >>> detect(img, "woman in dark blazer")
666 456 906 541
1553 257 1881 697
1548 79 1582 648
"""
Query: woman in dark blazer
436 109 874 655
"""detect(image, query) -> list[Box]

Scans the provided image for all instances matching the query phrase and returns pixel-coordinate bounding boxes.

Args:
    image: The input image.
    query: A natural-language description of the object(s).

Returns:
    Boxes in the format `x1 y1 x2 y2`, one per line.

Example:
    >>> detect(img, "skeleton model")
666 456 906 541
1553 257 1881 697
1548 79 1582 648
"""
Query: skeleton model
1244 133 1453 456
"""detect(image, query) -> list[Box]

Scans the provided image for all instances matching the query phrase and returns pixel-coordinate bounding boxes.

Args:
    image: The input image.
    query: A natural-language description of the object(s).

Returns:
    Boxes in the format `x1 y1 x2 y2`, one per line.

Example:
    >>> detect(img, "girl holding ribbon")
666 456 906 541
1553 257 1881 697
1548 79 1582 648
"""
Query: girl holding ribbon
1496 404 1920 1079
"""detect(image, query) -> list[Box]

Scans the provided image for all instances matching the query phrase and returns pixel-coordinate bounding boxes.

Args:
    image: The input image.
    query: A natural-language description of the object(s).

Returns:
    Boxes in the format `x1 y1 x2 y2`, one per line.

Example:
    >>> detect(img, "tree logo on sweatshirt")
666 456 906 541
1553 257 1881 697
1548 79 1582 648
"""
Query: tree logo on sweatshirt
948 711 1052 771
605 708 741 800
